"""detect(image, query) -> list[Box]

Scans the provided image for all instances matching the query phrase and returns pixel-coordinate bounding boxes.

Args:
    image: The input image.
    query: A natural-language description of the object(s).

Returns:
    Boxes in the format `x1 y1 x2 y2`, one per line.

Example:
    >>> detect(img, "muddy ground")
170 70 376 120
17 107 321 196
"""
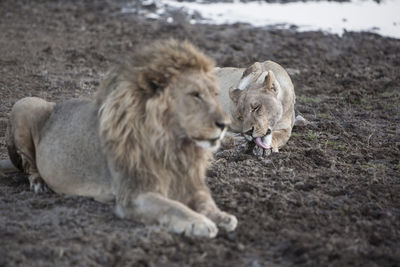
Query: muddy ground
0 0 399 266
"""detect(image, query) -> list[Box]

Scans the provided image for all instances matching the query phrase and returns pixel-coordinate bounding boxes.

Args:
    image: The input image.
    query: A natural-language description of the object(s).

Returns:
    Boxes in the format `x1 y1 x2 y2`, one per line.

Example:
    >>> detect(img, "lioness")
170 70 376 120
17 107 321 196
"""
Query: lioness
214 61 296 152
3 40 237 238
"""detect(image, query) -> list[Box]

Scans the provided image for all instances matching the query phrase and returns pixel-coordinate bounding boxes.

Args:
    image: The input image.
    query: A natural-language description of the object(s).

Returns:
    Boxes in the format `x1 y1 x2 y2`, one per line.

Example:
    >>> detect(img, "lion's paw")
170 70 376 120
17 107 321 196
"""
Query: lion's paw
29 174 50 193
171 214 218 238
213 212 238 232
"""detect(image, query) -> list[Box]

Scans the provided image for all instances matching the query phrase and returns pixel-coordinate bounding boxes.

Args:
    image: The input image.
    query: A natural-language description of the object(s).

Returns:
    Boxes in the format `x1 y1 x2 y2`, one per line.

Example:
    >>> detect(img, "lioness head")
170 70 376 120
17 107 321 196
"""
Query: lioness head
229 64 283 148
167 70 230 151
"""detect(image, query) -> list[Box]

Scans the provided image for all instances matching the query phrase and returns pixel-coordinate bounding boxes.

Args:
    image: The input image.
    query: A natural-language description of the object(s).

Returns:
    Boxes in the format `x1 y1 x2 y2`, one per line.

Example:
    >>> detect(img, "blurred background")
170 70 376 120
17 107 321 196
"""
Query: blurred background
124 0 400 38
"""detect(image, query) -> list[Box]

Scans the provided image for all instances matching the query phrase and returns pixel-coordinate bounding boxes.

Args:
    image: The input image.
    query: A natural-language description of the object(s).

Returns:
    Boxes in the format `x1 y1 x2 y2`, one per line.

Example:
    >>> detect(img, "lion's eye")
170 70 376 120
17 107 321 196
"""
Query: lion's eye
237 116 243 121
190 91 201 99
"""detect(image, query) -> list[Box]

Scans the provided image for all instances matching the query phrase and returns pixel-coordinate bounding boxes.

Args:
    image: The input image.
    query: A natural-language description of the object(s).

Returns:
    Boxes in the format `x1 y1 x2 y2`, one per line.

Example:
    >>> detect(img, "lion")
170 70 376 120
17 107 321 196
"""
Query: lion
214 60 296 153
2 39 237 238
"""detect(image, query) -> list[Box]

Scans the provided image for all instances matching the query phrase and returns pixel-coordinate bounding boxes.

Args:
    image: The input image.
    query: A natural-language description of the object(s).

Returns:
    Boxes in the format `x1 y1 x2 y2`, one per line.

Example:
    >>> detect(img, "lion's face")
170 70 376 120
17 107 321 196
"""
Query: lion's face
229 70 283 145
168 71 230 151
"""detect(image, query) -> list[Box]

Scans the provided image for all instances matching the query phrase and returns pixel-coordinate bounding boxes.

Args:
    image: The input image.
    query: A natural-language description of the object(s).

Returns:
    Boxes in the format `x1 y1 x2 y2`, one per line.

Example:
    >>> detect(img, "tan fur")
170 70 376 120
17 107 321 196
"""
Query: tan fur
5 39 236 237
214 60 296 152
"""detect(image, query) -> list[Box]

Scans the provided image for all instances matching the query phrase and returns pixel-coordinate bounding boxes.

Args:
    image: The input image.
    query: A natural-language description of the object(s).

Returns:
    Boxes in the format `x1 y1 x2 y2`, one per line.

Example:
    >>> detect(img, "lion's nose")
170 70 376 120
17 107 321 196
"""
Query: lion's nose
245 127 254 136
215 121 227 130
266 129 272 135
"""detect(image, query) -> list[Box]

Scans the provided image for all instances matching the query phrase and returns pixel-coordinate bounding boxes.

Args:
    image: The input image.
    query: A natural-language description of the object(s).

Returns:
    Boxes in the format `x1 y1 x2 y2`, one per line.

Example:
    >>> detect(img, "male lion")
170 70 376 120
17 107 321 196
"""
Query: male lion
3 40 237 238
214 60 296 152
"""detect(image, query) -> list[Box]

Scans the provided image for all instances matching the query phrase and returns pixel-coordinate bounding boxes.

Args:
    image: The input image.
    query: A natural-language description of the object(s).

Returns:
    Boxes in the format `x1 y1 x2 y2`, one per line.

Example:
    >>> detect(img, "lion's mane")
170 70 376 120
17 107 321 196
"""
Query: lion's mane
96 40 216 204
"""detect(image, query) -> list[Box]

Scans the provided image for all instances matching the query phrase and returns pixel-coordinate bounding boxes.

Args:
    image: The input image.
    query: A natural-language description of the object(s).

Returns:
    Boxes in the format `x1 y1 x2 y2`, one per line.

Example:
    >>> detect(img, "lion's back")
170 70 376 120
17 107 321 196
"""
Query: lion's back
36 99 113 201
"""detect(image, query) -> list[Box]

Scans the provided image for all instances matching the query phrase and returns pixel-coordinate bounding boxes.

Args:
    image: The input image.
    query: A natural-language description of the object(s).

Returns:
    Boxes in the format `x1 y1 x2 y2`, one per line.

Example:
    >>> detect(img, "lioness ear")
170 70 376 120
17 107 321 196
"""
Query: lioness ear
229 87 242 104
264 70 277 94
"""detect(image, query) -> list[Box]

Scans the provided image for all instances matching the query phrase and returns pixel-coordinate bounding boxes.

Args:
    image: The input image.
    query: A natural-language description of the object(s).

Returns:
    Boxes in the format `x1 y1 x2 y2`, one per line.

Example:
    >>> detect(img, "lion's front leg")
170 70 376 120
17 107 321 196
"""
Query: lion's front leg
188 190 238 232
117 192 218 238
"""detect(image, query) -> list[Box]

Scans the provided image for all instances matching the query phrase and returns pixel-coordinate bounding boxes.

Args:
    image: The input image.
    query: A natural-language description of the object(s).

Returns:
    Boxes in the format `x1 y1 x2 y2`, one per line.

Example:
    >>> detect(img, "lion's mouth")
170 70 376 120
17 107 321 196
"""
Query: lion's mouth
193 136 220 142
193 130 226 151
194 138 220 151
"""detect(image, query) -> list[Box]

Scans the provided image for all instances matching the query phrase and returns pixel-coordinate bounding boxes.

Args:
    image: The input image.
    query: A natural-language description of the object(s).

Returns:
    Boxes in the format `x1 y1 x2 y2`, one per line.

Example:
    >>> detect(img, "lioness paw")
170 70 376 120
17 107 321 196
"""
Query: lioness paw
252 145 272 157
220 133 246 150
171 215 218 238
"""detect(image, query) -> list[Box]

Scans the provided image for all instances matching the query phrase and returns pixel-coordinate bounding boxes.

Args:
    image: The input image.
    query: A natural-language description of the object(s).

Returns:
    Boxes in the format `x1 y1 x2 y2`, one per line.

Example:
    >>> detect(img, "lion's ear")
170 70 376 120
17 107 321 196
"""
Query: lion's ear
138 72 161 94
264 70 278 94
229 87 242 104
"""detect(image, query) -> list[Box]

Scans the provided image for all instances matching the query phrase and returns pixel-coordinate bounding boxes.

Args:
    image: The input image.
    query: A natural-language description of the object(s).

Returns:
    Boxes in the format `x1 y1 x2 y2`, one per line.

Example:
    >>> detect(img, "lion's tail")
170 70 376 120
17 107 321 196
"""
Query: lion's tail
3 119 23 172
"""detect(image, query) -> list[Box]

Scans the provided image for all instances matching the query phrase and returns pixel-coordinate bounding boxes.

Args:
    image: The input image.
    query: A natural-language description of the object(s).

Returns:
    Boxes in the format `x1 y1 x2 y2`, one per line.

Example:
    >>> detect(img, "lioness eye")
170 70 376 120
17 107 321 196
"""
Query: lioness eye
251 105 260 113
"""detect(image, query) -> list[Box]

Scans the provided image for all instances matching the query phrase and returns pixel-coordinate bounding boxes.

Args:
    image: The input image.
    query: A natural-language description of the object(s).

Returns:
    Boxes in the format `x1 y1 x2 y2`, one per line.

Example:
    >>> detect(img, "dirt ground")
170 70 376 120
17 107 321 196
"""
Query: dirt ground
0 1 399 266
